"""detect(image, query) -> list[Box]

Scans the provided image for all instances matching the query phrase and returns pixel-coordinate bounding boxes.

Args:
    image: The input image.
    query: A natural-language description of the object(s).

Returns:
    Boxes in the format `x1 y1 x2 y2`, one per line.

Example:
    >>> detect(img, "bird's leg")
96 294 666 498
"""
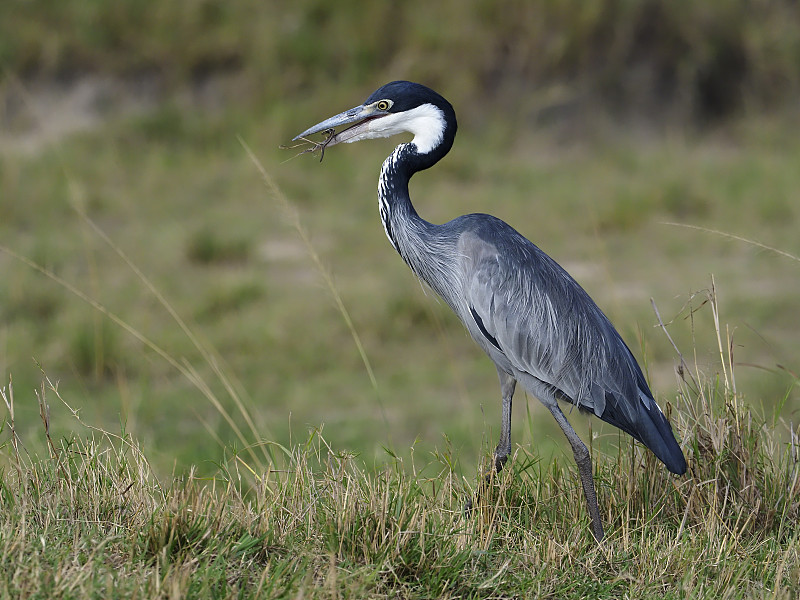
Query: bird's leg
493 368 516 474
465 370 517 515
545 403 605 542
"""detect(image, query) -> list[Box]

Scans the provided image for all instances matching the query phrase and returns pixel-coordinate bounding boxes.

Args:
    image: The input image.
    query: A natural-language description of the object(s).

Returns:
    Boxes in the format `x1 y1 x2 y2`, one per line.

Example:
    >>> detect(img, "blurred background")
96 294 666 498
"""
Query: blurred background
1 0 798 476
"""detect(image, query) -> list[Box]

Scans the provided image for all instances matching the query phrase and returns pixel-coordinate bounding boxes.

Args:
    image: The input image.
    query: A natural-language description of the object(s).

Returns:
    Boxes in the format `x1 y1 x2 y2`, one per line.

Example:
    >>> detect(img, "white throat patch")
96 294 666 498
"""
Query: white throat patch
343 103 446 155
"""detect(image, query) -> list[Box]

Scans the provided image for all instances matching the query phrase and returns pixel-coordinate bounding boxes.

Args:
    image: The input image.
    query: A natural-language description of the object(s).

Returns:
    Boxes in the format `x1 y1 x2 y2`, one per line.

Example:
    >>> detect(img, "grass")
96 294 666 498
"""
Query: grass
0 294 798 598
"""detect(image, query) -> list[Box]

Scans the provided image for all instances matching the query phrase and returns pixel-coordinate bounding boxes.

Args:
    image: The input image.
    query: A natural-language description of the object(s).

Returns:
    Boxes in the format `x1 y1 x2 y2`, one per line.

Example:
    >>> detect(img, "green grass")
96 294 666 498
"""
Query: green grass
0 319 798 598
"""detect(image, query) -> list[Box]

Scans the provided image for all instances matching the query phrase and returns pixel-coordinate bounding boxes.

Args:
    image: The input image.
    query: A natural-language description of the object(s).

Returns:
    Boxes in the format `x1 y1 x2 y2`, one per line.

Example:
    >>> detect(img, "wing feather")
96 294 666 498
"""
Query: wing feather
461 224 643 424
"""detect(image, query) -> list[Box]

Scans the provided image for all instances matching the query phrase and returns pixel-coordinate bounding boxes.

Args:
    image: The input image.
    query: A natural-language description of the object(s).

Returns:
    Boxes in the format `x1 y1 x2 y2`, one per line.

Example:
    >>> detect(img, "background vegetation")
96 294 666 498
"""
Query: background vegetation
0 1 799 595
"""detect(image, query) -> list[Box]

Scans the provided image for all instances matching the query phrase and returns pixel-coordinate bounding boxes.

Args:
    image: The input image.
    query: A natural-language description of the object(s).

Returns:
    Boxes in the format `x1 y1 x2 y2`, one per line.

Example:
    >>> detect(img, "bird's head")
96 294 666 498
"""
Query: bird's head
289 81 457 165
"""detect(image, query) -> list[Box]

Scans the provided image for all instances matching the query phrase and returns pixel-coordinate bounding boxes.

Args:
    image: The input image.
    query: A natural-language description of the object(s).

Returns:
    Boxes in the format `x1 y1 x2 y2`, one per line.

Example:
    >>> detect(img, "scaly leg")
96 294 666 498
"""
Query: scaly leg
545 402 605 541
493 367 516 473
465 368 517 514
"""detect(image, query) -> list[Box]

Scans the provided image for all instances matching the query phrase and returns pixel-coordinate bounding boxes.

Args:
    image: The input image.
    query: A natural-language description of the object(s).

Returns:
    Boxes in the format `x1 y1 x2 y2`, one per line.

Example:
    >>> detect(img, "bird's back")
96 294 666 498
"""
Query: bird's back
446 214 686 474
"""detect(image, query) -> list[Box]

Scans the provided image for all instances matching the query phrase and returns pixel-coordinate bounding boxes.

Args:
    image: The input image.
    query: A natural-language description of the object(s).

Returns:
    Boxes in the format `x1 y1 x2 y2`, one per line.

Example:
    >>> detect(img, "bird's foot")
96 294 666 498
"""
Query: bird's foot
464 455 507 516
493 452 508 473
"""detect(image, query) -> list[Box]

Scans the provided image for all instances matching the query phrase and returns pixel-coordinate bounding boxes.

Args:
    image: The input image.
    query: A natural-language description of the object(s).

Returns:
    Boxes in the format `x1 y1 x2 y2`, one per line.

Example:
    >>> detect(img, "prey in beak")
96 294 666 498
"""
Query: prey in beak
282 101 394 162
280 127 337 163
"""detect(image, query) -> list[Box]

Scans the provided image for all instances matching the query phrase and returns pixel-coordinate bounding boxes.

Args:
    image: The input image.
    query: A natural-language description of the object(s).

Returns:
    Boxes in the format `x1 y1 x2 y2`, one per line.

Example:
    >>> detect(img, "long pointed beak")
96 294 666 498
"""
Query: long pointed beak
292 106 372 142
292 104 373 141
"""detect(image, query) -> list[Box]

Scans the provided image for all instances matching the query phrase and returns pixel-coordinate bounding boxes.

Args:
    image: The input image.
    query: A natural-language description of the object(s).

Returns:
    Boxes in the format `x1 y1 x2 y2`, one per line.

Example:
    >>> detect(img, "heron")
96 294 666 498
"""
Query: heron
290 81 686 541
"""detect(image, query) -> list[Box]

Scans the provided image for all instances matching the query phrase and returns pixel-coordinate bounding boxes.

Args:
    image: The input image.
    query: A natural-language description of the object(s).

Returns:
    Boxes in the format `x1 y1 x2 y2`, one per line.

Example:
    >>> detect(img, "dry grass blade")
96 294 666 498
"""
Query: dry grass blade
0 376 25 484
651 297 700 392
66 200 269 467
663 222 800 263
240 137 389 433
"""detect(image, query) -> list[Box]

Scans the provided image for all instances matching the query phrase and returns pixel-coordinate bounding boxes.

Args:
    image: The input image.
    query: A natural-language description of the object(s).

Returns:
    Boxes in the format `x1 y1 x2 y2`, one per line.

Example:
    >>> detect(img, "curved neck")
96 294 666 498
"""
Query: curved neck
378 144 460 306
378 144 423 254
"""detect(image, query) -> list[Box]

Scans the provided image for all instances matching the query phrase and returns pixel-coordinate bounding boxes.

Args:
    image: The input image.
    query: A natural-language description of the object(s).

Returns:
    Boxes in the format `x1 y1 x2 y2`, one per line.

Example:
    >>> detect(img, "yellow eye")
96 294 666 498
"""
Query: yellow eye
376 100 392 111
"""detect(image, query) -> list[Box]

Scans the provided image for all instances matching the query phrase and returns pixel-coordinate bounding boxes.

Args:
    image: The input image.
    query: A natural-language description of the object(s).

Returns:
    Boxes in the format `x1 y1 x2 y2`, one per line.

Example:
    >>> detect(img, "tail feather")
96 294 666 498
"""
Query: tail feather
600 391 686 475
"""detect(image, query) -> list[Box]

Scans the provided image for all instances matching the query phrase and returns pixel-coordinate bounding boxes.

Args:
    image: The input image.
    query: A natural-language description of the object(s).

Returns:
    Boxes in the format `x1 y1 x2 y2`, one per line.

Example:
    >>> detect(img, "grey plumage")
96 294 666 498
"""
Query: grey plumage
292 81 686 541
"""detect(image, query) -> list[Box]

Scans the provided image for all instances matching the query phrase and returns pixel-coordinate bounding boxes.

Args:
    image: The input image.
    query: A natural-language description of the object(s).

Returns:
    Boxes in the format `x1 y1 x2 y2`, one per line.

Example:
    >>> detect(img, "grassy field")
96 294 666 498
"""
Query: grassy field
1 1 800 596
1 99 798 477
1 332 798 598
